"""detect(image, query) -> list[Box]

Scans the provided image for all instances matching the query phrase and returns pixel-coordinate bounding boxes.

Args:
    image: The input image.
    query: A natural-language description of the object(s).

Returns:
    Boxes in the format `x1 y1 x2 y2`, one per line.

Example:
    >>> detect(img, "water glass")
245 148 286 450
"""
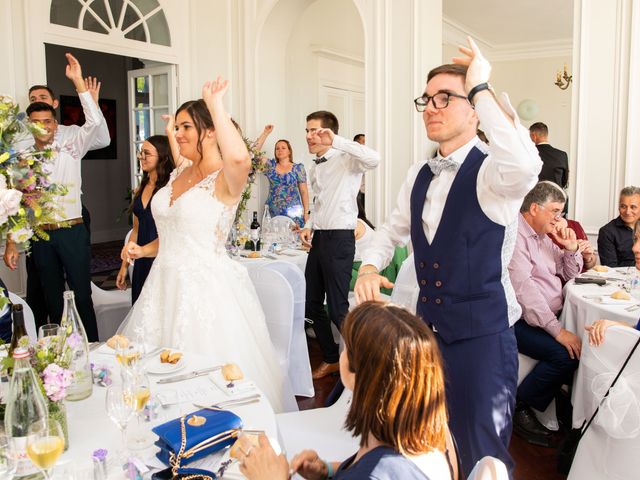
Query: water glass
38 323 61 341
0 433 16 478
105 385 136 446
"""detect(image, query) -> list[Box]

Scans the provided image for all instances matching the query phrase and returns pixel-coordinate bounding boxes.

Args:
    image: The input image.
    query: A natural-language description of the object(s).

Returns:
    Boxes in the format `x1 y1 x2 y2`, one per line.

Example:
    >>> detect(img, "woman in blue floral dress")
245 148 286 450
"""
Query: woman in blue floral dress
255 125 309 227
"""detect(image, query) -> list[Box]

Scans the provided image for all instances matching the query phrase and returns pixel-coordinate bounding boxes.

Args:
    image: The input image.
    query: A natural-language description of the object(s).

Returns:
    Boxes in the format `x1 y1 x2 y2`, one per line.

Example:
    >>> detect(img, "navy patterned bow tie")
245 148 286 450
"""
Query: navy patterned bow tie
313 156 328 165
426 157 458 176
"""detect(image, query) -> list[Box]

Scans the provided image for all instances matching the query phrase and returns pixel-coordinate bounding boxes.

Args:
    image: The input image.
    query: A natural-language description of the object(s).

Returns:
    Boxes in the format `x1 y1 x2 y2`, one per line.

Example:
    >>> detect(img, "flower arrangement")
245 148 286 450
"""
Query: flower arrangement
0 94 68 247
233 137 267 226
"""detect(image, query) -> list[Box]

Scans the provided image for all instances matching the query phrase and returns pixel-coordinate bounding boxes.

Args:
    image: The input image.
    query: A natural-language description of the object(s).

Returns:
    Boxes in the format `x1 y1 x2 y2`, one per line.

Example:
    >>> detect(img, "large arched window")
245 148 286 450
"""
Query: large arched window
50 0 171 46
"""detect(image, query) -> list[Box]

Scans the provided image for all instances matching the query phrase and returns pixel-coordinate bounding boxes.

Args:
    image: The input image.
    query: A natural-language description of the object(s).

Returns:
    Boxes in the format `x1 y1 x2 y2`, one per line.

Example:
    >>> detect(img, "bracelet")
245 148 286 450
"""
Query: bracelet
323 460 334 479
357 271 378 278
467 82 491 104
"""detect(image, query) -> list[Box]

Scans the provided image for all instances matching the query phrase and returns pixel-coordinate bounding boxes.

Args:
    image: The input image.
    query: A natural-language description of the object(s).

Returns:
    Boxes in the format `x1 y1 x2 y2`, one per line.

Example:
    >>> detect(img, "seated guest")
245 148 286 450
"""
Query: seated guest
116 135 173 304
508 181 584 445
253 124 309 228
587 221 640 345
598 186 640 267
236 301 457 480
550 217 596 271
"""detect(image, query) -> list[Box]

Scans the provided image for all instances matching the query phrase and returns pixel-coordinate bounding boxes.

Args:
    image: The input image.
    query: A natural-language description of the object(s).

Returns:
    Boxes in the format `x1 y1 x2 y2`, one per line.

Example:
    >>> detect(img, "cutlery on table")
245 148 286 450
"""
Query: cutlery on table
156 365 222 384
193 393 262 410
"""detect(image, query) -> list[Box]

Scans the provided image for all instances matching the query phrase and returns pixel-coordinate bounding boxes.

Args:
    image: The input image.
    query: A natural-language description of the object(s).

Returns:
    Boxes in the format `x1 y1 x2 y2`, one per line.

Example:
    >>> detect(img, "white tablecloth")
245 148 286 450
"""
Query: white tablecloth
560 270 640 335
234 248 308 274
58 347 279 478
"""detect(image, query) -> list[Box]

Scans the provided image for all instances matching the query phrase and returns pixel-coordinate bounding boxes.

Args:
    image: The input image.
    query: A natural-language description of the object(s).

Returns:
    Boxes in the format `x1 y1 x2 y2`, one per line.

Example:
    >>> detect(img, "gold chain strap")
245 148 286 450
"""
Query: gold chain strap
168 414 240 480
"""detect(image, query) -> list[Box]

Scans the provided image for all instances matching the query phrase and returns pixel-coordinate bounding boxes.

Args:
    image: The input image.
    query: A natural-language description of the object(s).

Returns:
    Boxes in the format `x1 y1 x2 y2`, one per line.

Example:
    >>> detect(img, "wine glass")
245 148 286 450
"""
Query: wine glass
26 419 65 479
38 323 61 341
123 370 154 449
0 433 16 478
106 385 136 447
115 340 142 374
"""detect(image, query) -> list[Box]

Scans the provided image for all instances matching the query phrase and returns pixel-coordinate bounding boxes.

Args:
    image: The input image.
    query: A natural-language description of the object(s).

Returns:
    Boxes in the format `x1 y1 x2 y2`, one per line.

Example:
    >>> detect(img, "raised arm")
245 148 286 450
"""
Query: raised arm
311 128 380 171
82 74 110 150
64 54 104 157
201 77 251 198
253 124 274 152
161 114 180 167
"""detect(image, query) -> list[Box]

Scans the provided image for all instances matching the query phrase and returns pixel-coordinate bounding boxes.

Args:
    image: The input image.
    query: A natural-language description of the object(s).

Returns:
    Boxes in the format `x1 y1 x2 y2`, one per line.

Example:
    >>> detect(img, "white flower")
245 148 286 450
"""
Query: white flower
0 188 22 226
11 227 33 243
0 174 7 190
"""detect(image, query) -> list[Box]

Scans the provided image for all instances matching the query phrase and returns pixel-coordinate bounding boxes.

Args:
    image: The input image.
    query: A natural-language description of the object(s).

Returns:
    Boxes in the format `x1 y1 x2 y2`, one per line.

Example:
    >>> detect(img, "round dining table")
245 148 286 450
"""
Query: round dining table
559 267 640 335
54 345 280 479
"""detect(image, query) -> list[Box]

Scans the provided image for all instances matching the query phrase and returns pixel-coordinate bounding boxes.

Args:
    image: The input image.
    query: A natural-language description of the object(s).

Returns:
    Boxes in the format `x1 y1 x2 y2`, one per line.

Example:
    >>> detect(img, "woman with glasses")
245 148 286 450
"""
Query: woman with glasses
116 135 174 303
253 124 309 228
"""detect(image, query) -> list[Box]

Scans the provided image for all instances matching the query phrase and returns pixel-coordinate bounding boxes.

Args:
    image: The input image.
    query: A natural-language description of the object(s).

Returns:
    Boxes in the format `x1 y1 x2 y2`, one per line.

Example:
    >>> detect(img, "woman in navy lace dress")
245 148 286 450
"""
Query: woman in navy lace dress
117 135 173 303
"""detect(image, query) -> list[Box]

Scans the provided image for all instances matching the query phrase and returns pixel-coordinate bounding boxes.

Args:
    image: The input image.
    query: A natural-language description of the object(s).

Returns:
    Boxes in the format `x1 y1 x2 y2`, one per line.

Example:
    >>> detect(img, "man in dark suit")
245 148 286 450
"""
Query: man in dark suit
530 122 568 214
529 122 568 188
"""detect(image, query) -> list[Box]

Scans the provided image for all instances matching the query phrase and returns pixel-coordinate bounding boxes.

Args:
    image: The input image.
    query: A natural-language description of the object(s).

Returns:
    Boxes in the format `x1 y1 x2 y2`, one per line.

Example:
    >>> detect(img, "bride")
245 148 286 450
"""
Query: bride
119 78 293 412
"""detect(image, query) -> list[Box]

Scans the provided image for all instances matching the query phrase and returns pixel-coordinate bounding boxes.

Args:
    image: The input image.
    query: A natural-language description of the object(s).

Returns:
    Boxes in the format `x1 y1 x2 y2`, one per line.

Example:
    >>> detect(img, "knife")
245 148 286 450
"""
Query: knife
156 365 222 384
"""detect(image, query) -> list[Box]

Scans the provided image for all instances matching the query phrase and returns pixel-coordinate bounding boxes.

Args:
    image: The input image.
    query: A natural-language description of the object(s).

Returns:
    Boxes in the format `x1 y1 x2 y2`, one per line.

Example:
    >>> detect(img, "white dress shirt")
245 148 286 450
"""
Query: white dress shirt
15 105 110 153
37 91 104 221
306 134 380 230
361 92 543 271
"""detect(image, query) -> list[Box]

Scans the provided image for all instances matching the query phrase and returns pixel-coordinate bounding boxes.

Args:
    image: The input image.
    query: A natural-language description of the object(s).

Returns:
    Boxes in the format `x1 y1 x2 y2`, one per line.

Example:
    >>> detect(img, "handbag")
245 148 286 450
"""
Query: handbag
152 408 243 479
557 335 640 474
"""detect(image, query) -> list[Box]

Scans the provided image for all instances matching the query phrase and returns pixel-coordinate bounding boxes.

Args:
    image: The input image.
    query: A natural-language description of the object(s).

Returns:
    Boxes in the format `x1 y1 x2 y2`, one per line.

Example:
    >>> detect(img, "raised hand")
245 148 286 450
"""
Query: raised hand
84 76 101 104
161 114 175 136
65 54 86 92
310 128 334 147
452 36 491 94
202 76 229 110
263 124 274 135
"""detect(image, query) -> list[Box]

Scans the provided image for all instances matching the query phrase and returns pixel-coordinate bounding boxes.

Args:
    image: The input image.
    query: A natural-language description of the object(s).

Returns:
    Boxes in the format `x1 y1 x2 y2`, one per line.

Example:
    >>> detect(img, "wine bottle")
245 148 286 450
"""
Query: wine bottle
250 211 261 251
4 347 48 477
8 304 28 358
60 291 93 401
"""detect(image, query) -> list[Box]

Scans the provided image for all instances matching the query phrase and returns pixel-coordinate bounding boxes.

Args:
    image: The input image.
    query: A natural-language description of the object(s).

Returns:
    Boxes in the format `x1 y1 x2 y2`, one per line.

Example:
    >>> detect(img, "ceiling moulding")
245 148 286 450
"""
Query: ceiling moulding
442 16 572 61
310 45 364 66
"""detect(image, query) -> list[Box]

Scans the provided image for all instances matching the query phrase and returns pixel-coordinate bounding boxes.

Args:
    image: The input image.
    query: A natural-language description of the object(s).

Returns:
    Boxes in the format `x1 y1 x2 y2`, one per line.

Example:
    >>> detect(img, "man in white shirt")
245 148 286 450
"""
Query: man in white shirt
5 59 109 329
301 111 380 379
354 38 541 477
4 54 103 341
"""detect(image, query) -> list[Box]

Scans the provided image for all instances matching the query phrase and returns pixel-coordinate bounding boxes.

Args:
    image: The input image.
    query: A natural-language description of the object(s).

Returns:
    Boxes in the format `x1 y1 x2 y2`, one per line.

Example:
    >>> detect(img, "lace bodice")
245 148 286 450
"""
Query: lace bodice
151 162 237 264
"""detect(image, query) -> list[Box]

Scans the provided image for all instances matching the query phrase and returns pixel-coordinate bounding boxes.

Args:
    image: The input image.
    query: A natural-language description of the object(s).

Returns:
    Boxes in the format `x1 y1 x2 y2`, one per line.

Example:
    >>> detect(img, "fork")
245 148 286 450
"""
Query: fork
625 303 640 312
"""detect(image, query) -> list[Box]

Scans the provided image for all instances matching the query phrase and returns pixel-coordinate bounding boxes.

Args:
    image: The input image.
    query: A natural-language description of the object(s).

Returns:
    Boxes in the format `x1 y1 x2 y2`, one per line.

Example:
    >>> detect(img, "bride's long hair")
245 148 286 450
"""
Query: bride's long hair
176 100 242 162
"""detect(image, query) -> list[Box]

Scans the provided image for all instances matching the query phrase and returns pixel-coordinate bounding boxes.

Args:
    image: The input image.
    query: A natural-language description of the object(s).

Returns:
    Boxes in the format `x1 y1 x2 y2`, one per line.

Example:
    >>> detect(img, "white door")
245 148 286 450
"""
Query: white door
319 85 365 140
127 64 177 188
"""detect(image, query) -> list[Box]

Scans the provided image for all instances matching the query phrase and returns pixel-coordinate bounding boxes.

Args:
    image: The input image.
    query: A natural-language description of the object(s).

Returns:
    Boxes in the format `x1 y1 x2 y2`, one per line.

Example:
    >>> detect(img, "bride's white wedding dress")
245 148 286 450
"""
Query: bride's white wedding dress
120 162 292 412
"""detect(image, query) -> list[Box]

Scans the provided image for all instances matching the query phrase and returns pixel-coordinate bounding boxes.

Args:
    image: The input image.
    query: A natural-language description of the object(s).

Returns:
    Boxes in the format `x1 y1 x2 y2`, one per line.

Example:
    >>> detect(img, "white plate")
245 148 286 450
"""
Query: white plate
145 353 186 375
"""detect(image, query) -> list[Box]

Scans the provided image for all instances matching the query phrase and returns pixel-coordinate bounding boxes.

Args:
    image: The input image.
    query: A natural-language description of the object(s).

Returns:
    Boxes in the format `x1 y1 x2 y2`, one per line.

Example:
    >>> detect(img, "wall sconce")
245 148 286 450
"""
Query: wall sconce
555 64 572 90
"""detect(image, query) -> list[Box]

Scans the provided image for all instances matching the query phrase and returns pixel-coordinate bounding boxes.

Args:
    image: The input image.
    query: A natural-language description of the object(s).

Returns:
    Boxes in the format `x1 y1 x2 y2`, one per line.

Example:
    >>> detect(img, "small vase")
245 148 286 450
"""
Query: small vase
49 401 69 451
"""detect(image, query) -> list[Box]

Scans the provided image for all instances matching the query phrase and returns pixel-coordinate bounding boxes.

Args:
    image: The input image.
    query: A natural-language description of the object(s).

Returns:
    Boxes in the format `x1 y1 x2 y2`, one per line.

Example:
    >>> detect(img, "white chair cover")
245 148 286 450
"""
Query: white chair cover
390 253 418 313
90 282 131 341
261 261 314 397
270 215 296 229
467 456 509 480
568 326 640 480
8 292 36 341
276 388 358 461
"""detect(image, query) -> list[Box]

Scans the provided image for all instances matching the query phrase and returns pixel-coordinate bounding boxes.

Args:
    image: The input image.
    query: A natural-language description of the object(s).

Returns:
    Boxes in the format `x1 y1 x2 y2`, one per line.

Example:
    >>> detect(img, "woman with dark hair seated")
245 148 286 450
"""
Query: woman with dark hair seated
236 301 457 480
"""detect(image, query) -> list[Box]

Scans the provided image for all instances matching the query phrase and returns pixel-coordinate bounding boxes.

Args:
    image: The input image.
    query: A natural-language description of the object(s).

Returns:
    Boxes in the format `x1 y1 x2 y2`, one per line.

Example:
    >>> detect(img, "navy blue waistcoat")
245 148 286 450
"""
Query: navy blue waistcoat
410 146 510 344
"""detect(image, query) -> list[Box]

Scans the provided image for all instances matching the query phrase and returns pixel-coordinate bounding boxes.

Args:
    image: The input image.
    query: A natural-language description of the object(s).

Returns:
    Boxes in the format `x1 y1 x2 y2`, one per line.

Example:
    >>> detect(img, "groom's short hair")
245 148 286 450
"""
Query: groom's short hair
306 110 339 134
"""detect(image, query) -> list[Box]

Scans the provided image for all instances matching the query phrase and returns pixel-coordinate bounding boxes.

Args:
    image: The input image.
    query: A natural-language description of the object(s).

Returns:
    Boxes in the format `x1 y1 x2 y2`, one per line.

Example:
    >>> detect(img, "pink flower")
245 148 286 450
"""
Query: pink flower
42 363 74 402
66 332 82 350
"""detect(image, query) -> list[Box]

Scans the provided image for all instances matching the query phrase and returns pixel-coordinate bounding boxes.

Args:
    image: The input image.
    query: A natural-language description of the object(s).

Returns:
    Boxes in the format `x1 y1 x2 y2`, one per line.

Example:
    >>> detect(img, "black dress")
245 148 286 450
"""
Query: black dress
131 193 158 304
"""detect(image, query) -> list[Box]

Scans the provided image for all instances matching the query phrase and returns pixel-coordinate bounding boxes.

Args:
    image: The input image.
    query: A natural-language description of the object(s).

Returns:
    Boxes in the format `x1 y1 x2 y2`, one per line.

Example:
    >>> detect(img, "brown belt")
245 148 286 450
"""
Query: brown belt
40 217 84 231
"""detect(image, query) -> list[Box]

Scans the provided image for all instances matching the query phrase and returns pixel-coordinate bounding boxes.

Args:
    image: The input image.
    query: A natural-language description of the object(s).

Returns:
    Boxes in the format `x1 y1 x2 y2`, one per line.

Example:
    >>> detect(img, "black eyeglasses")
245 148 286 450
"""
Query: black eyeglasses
413 92 469 112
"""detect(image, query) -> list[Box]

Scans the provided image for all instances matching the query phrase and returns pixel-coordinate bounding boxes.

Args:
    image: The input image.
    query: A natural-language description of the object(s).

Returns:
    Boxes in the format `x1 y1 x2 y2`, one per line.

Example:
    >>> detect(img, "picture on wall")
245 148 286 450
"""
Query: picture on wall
60 95 117 159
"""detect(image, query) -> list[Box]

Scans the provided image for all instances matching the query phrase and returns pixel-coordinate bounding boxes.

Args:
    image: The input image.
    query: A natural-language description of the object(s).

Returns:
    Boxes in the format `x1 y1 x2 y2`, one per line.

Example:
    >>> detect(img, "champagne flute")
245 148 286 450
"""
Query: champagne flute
124 370 154 449
115 340 141 373
26 419 64 479
106 385 136 446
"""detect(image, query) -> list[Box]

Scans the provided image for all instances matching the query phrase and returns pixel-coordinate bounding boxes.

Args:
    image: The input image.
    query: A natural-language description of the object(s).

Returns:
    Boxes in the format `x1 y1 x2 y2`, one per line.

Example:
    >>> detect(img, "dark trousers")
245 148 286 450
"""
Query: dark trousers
305 230 355 364
515 319 578 411
30 224 98 341
26 254 50 328
437 328 518 479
